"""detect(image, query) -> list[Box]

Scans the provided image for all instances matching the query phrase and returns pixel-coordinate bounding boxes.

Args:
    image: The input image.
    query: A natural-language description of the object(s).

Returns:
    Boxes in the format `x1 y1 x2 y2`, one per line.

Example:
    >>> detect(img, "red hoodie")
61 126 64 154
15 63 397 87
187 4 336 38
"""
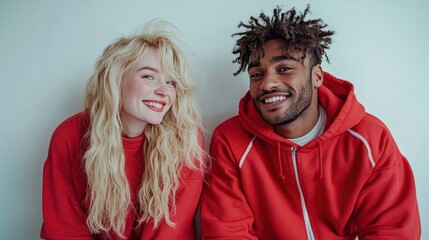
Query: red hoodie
200 72 420 239
41 111 203 240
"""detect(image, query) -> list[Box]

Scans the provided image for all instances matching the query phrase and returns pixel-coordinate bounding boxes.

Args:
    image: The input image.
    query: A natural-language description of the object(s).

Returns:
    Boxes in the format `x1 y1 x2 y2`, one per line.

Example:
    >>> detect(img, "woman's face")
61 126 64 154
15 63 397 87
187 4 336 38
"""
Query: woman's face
120 47 177 138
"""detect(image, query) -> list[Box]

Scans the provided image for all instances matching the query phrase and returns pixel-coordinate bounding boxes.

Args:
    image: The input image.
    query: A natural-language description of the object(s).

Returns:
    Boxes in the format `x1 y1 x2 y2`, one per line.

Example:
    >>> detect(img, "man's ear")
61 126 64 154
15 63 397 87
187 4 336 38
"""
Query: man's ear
312 64 323 88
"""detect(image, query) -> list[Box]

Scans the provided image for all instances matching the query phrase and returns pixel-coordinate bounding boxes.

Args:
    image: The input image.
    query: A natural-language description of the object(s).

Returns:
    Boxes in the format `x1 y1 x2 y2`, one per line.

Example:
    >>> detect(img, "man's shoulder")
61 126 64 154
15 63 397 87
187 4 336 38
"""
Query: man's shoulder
212 115 252 140
210 115 256 165
352 112 391 137
348 112 399 160
213 115 249 136
214 115 241 131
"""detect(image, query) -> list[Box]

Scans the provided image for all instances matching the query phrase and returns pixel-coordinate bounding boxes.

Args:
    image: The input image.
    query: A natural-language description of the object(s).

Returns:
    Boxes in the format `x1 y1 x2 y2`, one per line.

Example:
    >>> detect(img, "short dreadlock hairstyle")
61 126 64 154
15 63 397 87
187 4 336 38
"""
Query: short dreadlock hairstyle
232 4 334 76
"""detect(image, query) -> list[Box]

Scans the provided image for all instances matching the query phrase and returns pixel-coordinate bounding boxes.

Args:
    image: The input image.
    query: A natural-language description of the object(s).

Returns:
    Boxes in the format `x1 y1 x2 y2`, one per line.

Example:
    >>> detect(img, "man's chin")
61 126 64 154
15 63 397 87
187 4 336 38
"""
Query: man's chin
262 115 284 126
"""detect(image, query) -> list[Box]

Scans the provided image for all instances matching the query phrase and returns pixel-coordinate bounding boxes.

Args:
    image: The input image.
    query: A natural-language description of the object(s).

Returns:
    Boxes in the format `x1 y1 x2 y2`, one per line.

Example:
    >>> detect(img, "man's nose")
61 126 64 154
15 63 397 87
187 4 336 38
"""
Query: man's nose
259 72 279 91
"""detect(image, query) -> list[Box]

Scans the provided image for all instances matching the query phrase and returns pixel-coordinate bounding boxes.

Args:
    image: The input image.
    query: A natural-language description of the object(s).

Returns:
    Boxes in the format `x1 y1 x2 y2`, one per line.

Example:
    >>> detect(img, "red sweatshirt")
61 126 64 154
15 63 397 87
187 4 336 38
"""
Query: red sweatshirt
200 72 420 239
41 112 203 240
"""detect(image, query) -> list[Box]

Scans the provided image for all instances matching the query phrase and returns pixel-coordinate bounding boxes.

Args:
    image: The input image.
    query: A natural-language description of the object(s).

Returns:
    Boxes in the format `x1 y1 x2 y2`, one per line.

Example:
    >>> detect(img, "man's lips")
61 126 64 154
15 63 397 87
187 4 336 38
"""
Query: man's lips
259 93 290 104
257 93 290 110
261 95 287 104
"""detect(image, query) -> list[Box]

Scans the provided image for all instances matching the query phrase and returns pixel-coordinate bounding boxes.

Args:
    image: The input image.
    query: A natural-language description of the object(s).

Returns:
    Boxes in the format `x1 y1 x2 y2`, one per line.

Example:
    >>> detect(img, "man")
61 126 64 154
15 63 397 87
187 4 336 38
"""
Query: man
200 5 421 239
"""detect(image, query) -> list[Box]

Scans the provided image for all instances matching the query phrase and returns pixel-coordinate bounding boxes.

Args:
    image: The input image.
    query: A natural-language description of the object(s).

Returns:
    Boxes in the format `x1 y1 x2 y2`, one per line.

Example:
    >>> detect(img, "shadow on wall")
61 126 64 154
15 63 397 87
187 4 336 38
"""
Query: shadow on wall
194 58 248 239
197 57 249 134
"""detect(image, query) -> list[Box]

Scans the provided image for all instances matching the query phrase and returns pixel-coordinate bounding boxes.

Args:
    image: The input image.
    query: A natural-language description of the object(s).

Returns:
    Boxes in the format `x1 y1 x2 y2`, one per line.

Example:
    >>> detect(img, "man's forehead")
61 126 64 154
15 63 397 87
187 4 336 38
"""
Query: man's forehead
248 46 305 65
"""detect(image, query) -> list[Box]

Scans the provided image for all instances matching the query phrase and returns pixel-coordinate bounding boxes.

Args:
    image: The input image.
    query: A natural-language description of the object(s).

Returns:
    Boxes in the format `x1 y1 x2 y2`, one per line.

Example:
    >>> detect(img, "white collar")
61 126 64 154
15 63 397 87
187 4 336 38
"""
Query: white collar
288 105 326 146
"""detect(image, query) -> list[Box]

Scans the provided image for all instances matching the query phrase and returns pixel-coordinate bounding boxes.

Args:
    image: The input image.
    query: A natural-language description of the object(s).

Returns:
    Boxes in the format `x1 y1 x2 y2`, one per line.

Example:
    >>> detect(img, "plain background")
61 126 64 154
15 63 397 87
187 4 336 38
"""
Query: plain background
1 0 428 239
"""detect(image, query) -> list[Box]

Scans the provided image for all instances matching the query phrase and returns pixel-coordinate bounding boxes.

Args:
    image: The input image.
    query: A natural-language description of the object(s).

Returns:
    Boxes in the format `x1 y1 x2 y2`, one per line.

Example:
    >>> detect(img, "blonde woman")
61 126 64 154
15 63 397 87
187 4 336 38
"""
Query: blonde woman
41 20 207 240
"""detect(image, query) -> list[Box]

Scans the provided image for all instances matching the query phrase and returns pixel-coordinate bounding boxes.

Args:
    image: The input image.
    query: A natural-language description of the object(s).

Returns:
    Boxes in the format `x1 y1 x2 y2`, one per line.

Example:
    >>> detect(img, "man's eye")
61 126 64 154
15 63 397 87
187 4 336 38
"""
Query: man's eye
250 72 263 78
279 67 291 72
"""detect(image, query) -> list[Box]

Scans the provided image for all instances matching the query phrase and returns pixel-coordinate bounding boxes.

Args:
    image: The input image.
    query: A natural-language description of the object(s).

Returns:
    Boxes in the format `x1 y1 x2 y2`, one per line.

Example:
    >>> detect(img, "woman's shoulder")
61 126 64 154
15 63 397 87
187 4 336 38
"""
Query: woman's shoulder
46 111 90 174
50 111 90 147
180 164 204 181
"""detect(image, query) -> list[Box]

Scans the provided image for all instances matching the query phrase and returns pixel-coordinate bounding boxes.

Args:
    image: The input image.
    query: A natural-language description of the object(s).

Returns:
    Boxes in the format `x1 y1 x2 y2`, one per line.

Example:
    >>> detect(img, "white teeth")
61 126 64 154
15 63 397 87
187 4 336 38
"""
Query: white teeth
264 96 287 103
144 101 163 109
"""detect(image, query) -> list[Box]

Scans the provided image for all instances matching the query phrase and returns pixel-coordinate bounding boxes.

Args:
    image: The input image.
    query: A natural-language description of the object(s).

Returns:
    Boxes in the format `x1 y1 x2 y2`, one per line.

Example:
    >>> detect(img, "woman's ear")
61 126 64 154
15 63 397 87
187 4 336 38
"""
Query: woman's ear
312 64 323 88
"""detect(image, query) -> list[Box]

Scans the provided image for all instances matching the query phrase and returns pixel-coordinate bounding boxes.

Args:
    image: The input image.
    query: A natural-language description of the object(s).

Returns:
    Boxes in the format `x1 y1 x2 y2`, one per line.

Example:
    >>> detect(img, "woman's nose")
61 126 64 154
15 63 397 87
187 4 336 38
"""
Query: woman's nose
155 81 169 96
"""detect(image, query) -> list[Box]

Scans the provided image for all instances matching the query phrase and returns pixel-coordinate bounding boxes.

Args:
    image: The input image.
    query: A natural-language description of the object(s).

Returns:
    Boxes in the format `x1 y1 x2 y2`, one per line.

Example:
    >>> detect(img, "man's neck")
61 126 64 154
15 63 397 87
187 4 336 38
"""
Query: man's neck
274 102 320 139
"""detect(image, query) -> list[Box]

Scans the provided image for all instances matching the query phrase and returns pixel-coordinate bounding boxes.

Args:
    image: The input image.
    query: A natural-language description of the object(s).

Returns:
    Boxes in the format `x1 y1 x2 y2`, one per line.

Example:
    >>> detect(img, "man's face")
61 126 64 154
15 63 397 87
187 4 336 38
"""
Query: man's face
248 39 321 126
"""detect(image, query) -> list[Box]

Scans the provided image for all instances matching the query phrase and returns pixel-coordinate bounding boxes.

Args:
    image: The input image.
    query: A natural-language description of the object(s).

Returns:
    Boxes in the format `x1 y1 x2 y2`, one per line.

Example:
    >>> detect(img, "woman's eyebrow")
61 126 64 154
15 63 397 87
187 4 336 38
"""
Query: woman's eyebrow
137 66 160 73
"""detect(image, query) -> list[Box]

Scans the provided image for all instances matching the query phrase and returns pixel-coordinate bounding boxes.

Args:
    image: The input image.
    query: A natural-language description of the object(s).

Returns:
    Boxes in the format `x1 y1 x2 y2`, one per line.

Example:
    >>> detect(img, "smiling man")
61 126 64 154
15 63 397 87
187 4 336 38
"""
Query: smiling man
200 5 421 240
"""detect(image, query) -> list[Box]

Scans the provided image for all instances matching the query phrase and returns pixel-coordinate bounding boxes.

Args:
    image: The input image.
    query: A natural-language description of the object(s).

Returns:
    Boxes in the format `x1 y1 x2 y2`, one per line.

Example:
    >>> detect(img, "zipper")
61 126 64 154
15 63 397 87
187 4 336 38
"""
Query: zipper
291 146 316 240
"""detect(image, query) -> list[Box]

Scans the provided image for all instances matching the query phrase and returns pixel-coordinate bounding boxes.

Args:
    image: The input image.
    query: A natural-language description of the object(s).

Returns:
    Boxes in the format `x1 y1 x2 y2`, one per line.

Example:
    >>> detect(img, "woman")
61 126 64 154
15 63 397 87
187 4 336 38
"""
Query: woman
41 20 207 239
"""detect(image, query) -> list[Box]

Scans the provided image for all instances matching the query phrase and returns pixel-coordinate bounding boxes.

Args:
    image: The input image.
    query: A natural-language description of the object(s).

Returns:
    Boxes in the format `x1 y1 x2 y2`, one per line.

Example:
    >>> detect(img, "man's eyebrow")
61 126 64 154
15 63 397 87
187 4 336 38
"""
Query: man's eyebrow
248 54 300 71
271 55 299 64
248 61 260 70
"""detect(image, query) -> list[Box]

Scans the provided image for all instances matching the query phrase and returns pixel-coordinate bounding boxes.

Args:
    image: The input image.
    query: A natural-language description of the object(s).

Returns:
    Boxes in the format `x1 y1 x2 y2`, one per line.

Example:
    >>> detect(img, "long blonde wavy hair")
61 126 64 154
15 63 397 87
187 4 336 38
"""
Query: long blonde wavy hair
83 20 206 238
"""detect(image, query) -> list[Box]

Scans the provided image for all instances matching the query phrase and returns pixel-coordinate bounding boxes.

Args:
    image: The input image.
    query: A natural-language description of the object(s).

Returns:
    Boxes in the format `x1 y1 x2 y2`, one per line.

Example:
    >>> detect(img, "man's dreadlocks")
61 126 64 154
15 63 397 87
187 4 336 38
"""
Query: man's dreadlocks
232 4 334 76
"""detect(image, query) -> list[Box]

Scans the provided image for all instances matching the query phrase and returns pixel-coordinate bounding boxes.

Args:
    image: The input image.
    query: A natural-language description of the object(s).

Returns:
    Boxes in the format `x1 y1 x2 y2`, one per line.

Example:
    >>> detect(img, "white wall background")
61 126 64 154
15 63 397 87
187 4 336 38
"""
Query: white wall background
1 0 428 239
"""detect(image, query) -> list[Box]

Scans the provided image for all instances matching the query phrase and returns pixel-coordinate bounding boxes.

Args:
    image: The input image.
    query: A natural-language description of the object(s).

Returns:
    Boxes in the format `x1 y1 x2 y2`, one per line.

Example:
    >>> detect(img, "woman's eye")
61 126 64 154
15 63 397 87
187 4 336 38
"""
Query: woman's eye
167 80 177 86
142 75 155 80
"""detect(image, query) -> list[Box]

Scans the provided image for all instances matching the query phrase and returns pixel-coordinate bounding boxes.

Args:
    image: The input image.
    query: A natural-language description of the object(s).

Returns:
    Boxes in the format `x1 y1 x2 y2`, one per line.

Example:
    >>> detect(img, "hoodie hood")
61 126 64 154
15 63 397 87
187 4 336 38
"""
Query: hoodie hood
238 71 365 148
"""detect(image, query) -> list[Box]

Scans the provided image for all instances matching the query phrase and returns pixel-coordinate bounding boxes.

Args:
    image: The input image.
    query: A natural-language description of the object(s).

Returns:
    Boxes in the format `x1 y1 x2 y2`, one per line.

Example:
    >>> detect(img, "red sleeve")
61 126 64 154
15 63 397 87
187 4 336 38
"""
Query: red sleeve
200 129 257 239
41 124 93 240
355 129 421 239
140 167 203 239
140 133 206 239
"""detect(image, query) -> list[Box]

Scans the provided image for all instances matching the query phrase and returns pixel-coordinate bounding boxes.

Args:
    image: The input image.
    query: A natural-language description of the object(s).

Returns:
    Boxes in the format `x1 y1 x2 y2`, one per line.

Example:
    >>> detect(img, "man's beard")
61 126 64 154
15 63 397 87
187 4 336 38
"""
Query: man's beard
255 75 313 126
